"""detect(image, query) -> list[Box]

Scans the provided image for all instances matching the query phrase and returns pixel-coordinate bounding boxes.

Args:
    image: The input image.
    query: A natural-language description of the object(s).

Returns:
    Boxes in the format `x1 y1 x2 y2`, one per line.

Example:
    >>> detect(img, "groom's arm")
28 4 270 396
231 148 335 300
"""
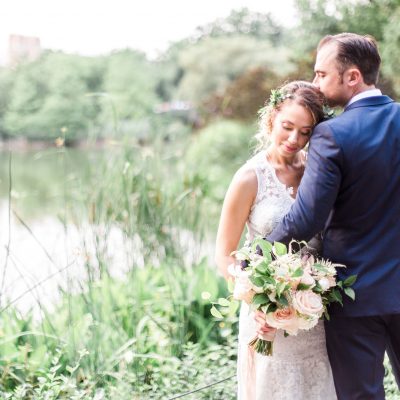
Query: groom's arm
267 121 343 244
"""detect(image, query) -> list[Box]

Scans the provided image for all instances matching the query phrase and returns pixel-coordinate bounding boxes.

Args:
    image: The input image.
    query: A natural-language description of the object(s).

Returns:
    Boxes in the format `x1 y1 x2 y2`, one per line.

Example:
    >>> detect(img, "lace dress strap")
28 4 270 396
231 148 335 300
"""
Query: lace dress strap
247 151 292 206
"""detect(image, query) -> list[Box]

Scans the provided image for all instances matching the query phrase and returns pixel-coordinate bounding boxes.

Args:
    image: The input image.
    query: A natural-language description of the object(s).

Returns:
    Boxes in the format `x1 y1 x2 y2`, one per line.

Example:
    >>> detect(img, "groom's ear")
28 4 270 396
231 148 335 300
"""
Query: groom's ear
346 68 362 87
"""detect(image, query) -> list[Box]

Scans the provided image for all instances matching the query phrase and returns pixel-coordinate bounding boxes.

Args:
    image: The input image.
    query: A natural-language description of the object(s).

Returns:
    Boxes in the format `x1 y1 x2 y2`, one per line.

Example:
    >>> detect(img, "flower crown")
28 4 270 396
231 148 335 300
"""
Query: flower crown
258 88 335 121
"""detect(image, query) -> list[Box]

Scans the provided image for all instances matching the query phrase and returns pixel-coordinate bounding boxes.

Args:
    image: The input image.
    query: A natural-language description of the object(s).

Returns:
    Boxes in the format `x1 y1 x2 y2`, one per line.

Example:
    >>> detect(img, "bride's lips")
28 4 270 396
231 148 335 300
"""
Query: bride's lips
283 144 298 153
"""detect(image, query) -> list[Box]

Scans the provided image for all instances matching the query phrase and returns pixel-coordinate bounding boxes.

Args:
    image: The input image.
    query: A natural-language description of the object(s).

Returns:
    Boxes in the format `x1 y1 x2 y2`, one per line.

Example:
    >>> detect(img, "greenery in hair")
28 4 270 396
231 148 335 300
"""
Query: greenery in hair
268 88 292 108
257 88 292 119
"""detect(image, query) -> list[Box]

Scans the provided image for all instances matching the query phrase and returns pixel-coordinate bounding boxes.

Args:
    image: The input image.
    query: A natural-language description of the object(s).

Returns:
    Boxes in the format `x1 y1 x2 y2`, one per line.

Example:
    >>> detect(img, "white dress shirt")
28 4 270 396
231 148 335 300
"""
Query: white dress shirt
346 88 382 107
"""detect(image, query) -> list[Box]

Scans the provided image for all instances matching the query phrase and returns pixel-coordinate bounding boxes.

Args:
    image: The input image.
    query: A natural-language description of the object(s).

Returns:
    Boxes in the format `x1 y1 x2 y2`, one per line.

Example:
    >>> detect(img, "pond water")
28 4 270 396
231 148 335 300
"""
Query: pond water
0 148 214 316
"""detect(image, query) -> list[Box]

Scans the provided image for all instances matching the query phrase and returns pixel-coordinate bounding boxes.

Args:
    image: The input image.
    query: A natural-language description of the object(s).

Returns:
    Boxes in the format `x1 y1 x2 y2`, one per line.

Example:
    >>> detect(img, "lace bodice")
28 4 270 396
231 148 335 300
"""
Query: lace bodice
237 151 337 400
246 151 295 240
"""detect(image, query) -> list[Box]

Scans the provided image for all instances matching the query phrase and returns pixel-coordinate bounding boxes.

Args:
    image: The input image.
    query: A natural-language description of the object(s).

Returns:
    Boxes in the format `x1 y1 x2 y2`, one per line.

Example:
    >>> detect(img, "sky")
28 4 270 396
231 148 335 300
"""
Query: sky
0 0 296 64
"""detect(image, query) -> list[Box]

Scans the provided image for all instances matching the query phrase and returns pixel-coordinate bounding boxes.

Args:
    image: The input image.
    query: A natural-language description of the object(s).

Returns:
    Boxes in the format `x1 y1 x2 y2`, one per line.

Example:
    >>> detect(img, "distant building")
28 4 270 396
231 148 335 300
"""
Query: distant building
8 34 42 66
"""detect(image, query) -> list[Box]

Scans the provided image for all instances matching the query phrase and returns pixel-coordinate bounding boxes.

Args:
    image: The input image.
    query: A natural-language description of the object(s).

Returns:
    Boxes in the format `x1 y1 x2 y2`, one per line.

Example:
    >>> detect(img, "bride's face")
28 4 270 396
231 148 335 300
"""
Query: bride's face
269 101 314 159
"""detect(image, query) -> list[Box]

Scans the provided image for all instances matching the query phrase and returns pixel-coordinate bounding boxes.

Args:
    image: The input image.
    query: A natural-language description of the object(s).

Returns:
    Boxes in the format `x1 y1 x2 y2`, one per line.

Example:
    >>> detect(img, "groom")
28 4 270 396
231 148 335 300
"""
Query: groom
267 33 400 399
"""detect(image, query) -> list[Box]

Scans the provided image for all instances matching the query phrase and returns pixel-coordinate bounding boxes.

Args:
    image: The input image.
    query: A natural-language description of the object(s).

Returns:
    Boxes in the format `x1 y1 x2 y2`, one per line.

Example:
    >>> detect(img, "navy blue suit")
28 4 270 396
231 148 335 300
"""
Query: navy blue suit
267 95 400 399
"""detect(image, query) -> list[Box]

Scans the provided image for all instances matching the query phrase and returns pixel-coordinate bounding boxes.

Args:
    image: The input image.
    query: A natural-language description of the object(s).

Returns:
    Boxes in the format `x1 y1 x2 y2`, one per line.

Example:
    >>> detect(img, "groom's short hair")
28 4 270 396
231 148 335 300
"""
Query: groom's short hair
318 33 381 85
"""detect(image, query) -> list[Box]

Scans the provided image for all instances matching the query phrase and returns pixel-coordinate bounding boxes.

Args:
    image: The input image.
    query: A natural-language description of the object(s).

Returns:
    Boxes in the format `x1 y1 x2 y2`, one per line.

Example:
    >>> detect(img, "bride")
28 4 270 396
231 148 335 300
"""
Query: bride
215 81 337 399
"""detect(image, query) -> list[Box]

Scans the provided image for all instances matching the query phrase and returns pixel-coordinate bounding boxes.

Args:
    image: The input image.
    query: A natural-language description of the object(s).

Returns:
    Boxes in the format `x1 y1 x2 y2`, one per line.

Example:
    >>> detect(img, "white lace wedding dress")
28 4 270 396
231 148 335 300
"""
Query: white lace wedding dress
237 151 337 400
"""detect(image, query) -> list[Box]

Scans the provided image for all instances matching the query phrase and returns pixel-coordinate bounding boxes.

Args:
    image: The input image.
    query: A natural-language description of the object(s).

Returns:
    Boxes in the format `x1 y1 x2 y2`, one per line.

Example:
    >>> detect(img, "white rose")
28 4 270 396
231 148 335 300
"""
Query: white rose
292 290 324 318
318 277 330 291
265 307 300 336
327 275 337 288
298 316 319 331
300 272 315 287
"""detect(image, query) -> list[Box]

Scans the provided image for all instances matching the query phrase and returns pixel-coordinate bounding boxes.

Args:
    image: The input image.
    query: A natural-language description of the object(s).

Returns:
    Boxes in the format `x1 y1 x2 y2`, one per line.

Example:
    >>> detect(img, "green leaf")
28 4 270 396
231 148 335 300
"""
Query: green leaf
274 242 287 256
249 276 264 287
344 275 357 287
228 300 239 316
263 277 276 286
297 283 312 291
227 279 235 293
255 262 270 274
252 293 269 306
329 289 343 305
210 306 223 319
253 238 273 255
261 303 272 313
276 294 289 307
313 263 329 273
218 298 231 307
344 287 356 301
292 267 304 278
219 306 231 315
276 281 287 297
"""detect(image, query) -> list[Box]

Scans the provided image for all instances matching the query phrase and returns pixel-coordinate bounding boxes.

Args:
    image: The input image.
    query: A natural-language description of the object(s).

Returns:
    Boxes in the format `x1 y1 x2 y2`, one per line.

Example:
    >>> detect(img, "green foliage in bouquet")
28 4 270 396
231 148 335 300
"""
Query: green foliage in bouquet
210 239 357 356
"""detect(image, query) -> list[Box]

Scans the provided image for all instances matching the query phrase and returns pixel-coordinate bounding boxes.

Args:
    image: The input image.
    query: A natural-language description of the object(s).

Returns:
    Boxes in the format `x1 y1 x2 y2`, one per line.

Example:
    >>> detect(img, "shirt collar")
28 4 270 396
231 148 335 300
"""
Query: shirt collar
346 88 382 107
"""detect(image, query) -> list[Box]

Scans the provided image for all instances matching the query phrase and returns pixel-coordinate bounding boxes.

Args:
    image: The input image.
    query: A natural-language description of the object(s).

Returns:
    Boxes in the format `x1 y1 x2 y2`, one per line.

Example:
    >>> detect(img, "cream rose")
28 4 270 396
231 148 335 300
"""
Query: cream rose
327 275 337 288
300 272 315 287
265 307 300 335
298 316 320 331
318 277 330 291
292 290 324 318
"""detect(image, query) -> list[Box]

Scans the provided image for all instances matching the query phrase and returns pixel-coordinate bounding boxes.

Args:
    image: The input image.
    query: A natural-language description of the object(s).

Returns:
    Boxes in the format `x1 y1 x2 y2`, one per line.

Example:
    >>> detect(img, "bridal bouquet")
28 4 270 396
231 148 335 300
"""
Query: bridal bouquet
212 238 357 356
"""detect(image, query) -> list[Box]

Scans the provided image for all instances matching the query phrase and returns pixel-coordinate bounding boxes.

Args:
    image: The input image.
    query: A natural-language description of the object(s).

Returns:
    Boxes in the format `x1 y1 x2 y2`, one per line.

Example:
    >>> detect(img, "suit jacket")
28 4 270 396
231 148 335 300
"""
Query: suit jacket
267 95 400 316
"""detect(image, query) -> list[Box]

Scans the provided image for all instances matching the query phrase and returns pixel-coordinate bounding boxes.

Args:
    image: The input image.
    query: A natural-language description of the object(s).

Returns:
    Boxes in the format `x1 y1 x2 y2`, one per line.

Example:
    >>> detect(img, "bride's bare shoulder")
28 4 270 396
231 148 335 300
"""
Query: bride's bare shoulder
231 164 258 191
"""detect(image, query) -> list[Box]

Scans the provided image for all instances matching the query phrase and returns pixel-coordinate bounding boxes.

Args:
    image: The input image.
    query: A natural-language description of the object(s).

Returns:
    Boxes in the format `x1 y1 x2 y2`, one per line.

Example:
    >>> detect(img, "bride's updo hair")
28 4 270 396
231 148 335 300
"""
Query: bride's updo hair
255 81 326 151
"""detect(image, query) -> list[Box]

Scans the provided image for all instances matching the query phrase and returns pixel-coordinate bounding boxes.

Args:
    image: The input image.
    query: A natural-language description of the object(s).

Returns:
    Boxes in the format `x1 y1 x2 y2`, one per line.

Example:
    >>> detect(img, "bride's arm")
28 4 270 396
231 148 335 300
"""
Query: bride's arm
215 166 257 281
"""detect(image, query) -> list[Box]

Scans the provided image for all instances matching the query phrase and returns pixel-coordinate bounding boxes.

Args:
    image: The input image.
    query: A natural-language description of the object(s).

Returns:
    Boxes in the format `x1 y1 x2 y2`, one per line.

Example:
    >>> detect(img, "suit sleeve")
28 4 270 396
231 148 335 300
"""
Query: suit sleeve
266 122 343 244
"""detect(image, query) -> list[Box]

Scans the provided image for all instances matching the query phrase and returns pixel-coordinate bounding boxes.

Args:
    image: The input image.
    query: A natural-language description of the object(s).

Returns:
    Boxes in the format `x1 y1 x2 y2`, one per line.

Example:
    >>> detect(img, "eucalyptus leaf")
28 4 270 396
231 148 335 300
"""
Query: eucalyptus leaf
210 306 223 319
276 294 289 307
292 267 304 278
329 289 343 305
297 283 312 291
253 238 273 255
274 242 287 256
344 287 356 301
252 293 269 306
218 298 231 307
344 275 357 287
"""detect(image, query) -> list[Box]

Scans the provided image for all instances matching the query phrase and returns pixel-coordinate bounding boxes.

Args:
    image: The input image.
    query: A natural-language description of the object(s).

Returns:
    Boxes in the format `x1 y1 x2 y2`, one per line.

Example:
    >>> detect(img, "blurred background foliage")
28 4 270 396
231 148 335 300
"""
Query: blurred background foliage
0 2 399 142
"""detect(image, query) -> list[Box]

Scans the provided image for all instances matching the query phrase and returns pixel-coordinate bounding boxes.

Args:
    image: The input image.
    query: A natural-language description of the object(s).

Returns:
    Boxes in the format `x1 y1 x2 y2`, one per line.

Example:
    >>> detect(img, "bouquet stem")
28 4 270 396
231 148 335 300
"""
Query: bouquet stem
248 336 273 356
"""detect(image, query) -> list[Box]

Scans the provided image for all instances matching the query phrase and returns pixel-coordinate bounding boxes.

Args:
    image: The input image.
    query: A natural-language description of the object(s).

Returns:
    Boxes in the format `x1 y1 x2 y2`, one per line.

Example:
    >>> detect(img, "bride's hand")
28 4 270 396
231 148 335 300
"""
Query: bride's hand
254 310 277 340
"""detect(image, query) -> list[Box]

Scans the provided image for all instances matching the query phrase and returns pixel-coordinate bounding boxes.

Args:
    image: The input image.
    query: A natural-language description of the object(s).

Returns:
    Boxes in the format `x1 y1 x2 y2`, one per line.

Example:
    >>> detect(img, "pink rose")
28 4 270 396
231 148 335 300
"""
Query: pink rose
265 307 300 335
292 290 324 317
228 263 256 304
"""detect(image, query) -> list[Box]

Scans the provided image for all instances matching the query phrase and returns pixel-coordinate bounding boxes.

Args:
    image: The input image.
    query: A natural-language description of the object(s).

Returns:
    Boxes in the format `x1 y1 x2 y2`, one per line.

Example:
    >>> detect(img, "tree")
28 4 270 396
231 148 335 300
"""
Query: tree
101 50 160 122
202 66 280 121
193 8 284 45
3 52 105 139
176 35 293 104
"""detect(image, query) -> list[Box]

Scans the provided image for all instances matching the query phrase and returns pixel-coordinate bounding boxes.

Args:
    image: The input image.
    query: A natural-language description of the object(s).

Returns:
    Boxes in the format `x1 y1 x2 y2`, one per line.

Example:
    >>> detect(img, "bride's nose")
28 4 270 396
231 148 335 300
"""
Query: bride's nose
288 131 299 144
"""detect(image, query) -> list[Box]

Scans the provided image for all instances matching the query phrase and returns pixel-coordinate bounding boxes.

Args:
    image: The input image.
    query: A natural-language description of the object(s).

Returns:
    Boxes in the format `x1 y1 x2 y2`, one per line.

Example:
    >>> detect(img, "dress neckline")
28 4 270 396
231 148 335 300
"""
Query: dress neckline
262 150 297 201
